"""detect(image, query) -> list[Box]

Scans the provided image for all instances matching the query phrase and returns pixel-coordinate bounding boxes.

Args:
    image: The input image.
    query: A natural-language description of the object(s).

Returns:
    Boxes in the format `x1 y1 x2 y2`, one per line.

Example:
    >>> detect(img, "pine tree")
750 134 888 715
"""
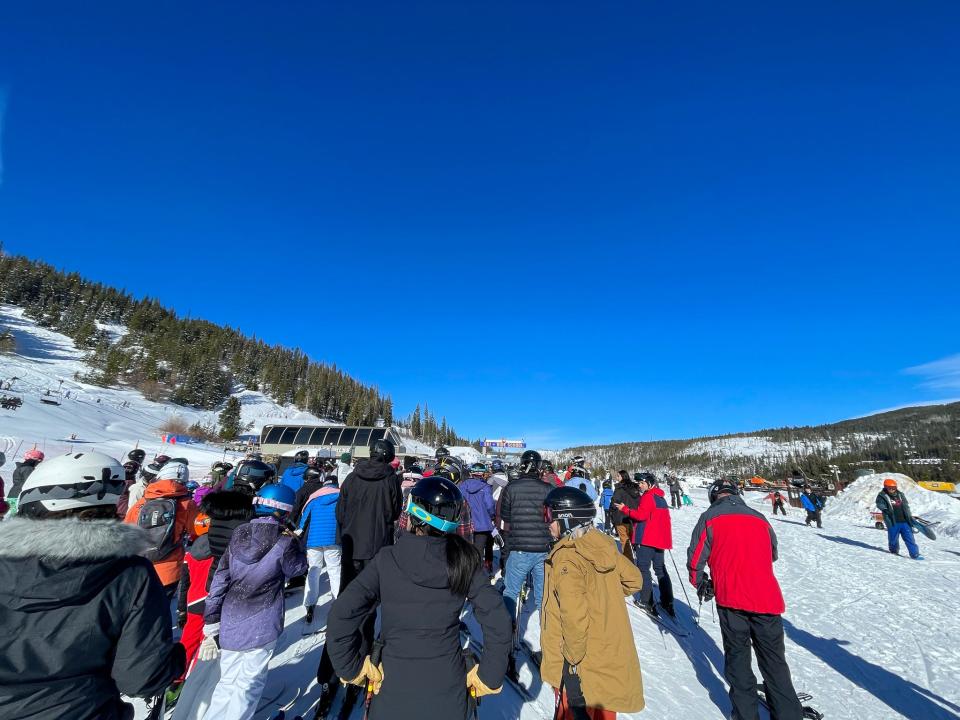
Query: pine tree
218 396 243 439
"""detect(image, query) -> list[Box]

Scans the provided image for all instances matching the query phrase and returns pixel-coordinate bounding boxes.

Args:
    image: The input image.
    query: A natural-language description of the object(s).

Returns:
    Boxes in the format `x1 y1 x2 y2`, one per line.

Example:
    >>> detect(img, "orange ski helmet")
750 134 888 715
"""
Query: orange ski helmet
883 478 898 489
194 512 211 536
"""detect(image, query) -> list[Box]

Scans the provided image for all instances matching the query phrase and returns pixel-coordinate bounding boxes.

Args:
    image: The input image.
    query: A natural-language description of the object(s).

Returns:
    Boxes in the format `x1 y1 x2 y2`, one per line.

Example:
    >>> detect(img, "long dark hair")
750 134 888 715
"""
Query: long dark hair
618 469 631 484
422 526 481 596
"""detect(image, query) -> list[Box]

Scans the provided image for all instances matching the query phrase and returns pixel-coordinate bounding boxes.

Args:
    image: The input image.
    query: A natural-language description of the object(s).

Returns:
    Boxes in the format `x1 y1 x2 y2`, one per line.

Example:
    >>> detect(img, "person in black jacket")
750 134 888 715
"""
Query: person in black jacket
499 449 552 621
327 475 511 719
0 451 185 720
8 448 44 513
610 470 641 562
315 438 403 714
201 489 255 568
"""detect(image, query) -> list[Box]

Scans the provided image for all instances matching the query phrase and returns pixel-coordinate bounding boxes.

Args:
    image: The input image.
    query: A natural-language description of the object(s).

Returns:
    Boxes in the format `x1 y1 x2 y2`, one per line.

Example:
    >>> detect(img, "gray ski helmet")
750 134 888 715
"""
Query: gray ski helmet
234 459 276 493
435 446 451 460
294 450 310 464
708 478 741 504
370 438 396 463
519 450 542 475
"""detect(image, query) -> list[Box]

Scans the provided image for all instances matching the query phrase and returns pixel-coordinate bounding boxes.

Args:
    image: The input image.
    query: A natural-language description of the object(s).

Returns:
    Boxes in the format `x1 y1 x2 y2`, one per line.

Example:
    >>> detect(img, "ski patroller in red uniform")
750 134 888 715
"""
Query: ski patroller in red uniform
621 486 673 549
686 494 785 614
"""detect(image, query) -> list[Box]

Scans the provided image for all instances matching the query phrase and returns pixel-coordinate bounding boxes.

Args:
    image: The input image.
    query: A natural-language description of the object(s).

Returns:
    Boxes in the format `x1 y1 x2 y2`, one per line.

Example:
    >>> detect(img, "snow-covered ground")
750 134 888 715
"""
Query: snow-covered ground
141 486 960 720
0 304 330 475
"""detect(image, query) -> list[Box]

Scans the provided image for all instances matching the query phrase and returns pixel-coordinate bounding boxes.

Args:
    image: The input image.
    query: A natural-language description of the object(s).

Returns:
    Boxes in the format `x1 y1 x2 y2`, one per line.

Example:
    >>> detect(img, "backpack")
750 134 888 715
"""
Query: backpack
138 497 180 562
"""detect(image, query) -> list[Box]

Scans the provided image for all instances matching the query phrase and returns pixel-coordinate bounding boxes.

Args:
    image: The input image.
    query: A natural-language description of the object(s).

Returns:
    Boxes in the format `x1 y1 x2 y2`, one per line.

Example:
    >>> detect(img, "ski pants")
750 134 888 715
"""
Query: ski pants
887 522 920 558
472 531 494 570
717 607 802 720
202 640 276 720
305 545 342 606
615 523 634 562
804 509 822 528
634 545 673 608
503 551 546 620
179 611 205 680
671 489 682 508
773 500 786 516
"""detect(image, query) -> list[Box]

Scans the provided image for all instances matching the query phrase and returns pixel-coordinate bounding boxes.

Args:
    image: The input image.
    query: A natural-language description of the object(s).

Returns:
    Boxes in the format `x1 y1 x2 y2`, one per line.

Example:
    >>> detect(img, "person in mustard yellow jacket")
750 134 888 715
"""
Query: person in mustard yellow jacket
540 486 645 719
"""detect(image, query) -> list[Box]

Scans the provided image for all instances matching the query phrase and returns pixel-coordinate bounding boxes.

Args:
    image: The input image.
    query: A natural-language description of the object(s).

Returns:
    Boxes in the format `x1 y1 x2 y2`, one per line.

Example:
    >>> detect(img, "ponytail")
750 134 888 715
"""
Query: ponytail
445 532 481 597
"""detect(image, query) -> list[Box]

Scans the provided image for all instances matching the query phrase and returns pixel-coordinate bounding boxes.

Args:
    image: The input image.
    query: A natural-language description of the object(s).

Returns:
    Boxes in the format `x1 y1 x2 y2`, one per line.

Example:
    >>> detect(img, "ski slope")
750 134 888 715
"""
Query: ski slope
146 487 960 720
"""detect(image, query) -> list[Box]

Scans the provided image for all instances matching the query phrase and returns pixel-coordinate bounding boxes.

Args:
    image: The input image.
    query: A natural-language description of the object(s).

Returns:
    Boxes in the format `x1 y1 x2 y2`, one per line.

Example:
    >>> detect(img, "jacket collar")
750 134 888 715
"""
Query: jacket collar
0 517 149 561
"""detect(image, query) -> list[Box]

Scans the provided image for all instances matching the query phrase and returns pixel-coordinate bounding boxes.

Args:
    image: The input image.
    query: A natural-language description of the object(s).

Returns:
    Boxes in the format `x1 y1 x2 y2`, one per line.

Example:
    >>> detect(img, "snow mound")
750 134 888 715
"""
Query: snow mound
825 472 960 539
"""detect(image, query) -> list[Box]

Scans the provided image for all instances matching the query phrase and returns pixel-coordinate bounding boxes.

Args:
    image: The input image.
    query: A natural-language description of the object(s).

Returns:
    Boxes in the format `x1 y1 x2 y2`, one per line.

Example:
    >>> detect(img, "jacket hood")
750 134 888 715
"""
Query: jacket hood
229 517 282 565
645 487 666 500
144 479 190 499
188 533 213 561
0 518 150 612
388 532 450 590
461 477 488 494
554 527 619 574
352 458 396 482
202 490 254 520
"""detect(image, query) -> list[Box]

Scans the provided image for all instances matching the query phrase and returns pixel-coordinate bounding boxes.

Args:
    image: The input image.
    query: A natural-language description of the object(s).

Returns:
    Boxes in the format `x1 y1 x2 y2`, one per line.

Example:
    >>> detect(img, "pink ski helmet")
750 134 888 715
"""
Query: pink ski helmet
24 449 45 462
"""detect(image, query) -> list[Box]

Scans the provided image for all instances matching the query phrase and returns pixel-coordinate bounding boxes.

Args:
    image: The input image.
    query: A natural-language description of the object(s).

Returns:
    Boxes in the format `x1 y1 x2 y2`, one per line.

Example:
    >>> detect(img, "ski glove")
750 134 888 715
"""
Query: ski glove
697 575 715 603
177 611 188 629
466 664 501 698
562 661 587 709
343 655 383 695
198 636 219 662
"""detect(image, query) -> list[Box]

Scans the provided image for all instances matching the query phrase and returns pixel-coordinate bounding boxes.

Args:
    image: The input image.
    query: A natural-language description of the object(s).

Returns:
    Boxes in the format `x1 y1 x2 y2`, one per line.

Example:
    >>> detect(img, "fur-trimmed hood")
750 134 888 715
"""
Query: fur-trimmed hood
0 518 151 612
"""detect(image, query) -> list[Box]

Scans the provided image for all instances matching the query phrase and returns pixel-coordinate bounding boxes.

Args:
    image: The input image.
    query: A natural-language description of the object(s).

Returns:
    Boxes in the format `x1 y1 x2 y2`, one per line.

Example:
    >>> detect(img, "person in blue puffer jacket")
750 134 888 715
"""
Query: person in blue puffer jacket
280 450 310 493
800 485 824 528
461 467 496 574
298 470 341 623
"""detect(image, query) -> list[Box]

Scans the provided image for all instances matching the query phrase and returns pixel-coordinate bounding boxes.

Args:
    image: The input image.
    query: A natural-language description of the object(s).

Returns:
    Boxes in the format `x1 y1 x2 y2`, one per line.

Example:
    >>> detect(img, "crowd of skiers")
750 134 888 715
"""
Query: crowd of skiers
0 437 928 720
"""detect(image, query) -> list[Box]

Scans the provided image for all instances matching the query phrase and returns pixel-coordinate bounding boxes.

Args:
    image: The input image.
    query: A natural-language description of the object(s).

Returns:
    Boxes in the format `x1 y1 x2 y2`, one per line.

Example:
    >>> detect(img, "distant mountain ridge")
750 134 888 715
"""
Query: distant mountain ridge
565 402 960 484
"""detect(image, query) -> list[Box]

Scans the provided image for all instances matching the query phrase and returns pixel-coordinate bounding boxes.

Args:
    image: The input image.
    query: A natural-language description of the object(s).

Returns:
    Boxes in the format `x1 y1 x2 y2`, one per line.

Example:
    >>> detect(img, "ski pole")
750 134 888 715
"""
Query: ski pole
696 597 702 627
667 549 693 610
363 639 384 719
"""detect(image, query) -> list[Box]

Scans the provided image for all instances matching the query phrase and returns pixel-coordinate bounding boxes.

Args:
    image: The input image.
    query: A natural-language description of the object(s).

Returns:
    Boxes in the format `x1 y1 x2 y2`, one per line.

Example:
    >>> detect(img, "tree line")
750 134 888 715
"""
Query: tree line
0 253 470 444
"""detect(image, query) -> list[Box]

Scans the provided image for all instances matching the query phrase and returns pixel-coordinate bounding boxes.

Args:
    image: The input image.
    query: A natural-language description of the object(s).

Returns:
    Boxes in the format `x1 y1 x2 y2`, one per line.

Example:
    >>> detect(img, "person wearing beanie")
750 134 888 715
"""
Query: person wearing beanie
7 448 45 514
337 452 353 487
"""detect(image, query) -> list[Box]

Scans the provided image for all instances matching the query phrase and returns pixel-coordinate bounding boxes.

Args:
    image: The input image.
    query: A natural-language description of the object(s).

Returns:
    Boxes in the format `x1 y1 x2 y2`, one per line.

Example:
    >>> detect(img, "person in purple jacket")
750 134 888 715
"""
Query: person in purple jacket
461 466 497 575
197 483 307 720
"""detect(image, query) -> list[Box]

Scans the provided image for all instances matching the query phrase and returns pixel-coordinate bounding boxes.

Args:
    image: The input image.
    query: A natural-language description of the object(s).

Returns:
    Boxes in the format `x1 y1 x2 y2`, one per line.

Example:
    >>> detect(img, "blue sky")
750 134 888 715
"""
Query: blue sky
1 2 959 448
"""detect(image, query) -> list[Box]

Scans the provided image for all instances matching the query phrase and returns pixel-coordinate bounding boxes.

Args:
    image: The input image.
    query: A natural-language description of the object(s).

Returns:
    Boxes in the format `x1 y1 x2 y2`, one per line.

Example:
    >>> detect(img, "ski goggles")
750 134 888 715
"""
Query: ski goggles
405 496 459 533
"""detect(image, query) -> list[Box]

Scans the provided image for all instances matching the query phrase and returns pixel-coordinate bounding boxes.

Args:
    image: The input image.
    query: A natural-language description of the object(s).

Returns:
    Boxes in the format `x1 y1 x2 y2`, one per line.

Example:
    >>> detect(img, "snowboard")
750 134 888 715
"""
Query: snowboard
913 517 937 540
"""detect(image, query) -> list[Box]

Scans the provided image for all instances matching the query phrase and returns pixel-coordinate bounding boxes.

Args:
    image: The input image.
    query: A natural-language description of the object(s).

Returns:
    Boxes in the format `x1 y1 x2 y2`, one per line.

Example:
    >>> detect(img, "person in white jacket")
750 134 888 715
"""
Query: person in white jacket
336 453 353 487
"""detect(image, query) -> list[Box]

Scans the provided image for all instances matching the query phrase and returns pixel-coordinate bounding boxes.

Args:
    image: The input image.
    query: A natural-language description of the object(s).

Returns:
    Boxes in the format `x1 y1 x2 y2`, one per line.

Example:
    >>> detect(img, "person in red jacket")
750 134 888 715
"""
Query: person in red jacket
686 478 802 720
613 472 674 617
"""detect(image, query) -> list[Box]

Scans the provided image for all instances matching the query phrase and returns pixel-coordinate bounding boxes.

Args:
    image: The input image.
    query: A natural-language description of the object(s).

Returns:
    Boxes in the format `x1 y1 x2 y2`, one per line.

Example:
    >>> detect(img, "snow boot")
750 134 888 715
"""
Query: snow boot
313 682 337 719
305 605 315 624
660 603 676 619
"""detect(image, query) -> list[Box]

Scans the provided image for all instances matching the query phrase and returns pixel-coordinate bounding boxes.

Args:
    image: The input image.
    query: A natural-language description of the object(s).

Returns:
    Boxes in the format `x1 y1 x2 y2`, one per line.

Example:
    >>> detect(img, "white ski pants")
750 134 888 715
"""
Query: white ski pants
201 641 276 720
305 545 342 605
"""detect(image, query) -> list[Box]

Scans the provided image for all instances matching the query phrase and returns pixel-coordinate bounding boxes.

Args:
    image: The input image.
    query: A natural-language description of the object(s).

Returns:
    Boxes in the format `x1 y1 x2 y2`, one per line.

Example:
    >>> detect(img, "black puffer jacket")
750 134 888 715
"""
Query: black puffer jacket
611 481 641 525
500 473 553 553
327 532 512 720
9 459 40 499
337 459 402 561
0 518 185 720
202 490 254 562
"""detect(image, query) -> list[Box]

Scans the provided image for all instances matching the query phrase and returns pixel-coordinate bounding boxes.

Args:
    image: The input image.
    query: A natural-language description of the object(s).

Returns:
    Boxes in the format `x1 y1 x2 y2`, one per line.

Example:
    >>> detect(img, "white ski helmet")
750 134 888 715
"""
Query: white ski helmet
155 461 189 484
17 451 125 517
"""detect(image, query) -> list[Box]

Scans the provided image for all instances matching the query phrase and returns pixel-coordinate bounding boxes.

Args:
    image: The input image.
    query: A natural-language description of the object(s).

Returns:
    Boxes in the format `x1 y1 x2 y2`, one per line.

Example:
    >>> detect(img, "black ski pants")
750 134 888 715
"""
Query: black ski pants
805 509 822 528
473 531 494 569
670 489 682 508
634 545 673 609
717 606 802 720
772 500 786 516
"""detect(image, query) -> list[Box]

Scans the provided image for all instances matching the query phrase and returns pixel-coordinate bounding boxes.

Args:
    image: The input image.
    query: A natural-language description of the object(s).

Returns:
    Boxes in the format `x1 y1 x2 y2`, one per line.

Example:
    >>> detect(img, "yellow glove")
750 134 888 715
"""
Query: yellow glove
343 655 384 695
466 664 501 698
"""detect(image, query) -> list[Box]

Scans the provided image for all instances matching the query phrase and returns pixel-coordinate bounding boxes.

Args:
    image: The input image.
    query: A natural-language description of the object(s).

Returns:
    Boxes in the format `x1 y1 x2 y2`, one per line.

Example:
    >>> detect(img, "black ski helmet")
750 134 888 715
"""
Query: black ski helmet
294 450 310 465
407 475 463 534
433 456 463 484
519 450 542 475
128 448 146 465
634 471 656 485
435 446 451 460
541 460 555 474
544 486 596 536
370 438 396 463
708 478 741 504
303 467 323 484
234 459 276 494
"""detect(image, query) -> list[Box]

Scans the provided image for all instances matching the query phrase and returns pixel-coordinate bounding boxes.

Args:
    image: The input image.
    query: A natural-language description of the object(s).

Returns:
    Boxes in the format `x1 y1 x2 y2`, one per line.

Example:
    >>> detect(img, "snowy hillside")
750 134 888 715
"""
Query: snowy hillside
136 485 960 720
0 304 330 474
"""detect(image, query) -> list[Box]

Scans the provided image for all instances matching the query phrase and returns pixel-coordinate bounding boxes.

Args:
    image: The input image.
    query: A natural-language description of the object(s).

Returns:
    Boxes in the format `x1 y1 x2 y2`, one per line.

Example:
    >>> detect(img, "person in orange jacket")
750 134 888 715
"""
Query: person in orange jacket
124 460 199 594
